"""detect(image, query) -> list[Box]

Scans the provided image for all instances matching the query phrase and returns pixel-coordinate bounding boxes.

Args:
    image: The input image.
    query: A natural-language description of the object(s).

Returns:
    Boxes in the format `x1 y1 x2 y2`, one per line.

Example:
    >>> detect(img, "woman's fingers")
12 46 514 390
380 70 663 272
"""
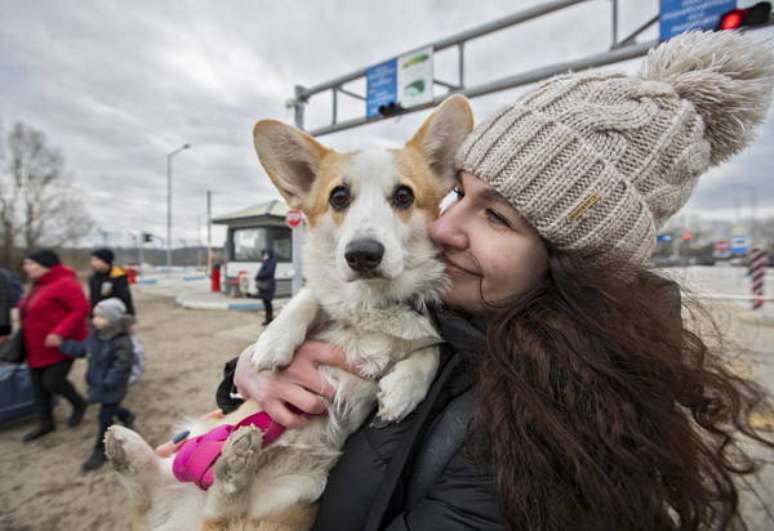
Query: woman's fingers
262 399 309 429
154 430 190 457
296 341 358 373
283 354 337 400
277 383 328 416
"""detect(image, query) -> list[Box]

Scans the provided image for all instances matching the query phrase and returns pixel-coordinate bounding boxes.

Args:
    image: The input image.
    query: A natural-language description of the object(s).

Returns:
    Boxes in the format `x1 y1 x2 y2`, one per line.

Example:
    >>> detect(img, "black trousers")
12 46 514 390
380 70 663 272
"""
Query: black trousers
262 298 273 322
28 359 85 421
96 402 132 447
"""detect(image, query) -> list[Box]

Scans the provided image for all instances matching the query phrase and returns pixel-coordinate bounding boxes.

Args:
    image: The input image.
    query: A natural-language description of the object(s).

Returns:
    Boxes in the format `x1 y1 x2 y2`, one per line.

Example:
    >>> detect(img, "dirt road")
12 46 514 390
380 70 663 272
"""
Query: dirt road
0 291 260 531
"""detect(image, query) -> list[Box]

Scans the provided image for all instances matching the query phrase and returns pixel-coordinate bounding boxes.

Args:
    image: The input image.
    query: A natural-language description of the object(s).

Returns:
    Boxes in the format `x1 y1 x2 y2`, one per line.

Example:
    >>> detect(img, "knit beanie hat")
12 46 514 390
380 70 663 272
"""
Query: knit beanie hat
94 298 127 323
456 31 774 269
92 248 115 266
27 249 61 268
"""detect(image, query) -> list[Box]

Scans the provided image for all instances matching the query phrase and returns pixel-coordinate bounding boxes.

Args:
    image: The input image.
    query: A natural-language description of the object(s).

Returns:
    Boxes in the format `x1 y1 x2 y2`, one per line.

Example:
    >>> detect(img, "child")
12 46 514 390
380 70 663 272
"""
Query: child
60 297 135 472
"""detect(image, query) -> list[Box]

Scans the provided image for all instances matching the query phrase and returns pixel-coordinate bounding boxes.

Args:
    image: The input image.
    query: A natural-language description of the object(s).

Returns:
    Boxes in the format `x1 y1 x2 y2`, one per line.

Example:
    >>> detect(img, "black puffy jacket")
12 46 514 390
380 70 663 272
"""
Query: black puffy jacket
217 307 504 531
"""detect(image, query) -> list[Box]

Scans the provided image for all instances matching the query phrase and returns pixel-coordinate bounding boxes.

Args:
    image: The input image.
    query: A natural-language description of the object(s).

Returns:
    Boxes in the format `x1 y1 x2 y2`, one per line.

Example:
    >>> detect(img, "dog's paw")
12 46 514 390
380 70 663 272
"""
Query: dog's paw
105 425 157 475
214 426 264 495
250 327 297 371
373 370 428 426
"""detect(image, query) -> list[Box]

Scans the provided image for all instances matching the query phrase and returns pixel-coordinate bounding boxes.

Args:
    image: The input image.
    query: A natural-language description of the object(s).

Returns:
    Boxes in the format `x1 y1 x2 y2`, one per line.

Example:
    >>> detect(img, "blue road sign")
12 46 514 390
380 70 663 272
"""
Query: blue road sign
657 233 673 243
659 0 737 41
730 235 751 255
366 59 398 118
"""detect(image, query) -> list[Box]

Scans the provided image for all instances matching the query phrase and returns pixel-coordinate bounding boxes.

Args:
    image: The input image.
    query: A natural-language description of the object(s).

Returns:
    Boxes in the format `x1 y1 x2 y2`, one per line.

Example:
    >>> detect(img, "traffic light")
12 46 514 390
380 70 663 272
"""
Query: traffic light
377 102 403 117
142 232 153 243
718 2 771 30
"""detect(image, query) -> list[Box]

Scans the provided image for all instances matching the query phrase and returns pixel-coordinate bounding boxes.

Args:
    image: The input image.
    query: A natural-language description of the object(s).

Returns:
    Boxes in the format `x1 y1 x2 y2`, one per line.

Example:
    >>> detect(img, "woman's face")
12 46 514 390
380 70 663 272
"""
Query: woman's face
429 172 549 316
23 259 48 280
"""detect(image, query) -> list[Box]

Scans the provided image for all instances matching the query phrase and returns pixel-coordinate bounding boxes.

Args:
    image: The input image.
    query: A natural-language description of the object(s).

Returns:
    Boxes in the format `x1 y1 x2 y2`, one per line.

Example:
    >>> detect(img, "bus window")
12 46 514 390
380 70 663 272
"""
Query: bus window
233 228 267 261
269 228 292 263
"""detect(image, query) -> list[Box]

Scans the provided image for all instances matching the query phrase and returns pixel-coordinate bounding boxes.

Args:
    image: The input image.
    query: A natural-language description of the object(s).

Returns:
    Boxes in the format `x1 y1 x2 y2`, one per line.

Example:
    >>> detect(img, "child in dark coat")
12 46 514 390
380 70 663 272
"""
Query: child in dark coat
60 297 135 472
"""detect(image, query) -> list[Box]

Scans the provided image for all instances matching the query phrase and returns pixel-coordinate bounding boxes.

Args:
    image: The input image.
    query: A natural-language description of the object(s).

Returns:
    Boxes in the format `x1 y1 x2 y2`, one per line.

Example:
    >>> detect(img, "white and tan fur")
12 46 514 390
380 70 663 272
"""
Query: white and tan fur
104 95 473 531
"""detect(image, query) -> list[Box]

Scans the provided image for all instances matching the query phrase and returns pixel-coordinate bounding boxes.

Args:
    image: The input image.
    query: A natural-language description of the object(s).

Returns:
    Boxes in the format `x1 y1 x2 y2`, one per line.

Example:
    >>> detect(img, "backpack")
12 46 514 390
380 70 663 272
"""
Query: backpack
129 334 145 385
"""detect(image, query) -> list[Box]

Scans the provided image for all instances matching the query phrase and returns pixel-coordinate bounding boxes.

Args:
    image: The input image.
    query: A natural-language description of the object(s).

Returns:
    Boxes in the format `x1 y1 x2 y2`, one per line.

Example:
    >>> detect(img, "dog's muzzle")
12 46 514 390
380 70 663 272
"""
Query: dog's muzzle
345 239 385 275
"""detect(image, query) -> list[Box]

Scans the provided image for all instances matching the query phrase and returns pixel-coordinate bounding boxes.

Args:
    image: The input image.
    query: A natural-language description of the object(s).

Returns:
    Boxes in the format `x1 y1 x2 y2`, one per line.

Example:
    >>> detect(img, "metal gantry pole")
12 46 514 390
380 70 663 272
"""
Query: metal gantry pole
291 85 306 296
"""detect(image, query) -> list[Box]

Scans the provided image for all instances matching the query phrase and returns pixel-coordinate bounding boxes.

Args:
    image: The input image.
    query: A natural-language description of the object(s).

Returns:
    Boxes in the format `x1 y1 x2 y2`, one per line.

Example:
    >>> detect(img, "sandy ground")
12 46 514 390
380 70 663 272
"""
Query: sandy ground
0 290 261 531
0 290 772 530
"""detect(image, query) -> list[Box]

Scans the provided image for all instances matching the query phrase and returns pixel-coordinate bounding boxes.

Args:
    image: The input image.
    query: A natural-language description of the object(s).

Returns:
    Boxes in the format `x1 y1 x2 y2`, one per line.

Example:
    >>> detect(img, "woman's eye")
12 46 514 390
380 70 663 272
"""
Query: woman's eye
329 186 351 210
392 185 415 209
486 209 510 227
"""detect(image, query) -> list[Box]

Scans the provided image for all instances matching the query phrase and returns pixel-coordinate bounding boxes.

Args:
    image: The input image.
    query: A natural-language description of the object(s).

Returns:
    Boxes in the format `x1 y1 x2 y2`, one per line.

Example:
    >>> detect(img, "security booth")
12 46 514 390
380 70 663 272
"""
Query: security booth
212 200 293 297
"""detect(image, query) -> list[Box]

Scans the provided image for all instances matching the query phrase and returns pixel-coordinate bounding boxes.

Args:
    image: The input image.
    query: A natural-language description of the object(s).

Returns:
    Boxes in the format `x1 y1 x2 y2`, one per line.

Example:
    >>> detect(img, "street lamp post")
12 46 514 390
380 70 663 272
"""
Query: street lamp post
166 143 191 273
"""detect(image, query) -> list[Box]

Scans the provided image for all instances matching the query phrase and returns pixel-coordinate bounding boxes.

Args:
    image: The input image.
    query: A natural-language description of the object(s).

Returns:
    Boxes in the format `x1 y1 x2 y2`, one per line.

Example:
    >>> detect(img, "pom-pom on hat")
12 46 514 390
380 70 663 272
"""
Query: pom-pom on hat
456 31 774 270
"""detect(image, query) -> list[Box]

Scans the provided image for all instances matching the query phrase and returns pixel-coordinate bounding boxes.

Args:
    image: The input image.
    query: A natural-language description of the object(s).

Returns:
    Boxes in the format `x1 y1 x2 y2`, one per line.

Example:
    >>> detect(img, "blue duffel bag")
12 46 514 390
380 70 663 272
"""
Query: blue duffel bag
0 363 37 426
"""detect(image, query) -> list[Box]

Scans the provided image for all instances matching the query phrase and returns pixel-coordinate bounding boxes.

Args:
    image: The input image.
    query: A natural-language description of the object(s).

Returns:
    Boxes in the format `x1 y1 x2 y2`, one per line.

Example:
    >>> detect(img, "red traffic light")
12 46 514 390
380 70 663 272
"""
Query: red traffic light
719 10 744 30
718 2 772 30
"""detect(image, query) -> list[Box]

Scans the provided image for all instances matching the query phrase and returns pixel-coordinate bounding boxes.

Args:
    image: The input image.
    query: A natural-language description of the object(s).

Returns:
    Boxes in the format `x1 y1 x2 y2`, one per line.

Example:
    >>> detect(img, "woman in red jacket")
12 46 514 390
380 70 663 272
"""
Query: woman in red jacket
19 249 89 442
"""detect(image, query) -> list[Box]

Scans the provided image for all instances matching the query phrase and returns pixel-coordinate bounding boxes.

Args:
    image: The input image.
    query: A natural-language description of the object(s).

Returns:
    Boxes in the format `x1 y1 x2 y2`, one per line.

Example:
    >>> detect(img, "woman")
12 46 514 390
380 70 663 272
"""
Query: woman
216 32 774 530
255 248 277 325
19 249 89 442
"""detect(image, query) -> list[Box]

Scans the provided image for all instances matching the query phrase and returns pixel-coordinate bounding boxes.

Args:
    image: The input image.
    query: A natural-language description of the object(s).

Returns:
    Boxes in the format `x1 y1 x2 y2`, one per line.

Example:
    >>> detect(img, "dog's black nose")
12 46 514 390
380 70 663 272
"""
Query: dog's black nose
345 239 385 273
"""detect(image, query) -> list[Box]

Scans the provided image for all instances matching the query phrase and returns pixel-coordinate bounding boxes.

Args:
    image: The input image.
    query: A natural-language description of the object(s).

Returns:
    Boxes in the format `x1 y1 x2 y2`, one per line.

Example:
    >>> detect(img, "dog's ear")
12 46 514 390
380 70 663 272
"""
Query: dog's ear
406 95 473 192
253 120 331 209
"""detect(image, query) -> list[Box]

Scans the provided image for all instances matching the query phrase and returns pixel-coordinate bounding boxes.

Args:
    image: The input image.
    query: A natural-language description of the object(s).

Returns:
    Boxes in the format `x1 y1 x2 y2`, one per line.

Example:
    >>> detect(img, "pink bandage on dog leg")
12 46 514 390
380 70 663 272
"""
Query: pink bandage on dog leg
172 410 293 491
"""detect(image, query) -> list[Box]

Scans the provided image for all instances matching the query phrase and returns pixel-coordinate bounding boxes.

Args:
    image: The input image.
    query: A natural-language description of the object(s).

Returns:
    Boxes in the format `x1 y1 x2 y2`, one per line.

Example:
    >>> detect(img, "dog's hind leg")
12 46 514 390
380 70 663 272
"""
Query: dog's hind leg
105 425 170 512
204 426 264 521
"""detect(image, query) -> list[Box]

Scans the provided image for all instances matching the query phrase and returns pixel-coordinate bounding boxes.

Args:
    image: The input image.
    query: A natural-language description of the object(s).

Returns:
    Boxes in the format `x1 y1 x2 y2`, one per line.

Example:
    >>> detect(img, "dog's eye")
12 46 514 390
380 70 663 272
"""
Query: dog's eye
392 186 414 209
329 186 351 211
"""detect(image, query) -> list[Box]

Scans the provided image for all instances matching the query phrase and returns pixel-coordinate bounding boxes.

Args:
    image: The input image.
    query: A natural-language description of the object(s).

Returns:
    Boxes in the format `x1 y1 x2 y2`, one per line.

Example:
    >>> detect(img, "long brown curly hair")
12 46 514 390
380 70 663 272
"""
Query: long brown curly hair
472 250 773 530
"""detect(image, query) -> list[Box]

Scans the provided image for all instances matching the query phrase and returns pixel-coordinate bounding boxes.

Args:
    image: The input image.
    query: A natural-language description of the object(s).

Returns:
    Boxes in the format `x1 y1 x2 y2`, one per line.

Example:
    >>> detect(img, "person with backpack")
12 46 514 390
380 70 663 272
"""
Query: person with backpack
59 297 136 472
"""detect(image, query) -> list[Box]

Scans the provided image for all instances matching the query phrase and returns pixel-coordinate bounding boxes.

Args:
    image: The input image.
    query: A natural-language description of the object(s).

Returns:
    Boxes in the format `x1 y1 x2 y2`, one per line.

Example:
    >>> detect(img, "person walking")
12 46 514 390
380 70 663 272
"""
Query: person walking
215 32 774 530
19 249 89 442
88 248 135 316
60 298 135 472
255 248 277 326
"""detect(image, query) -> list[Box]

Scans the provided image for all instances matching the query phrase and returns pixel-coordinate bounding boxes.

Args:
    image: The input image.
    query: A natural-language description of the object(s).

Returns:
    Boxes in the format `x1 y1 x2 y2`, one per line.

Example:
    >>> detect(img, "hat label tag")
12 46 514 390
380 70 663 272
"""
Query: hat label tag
568 192 600 222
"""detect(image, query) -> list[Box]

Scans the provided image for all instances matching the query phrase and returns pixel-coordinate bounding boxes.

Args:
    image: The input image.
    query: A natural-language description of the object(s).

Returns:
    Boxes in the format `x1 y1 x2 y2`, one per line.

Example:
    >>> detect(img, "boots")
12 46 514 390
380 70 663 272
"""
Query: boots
22 418 55 443
67 399 88 429
81 444 107 472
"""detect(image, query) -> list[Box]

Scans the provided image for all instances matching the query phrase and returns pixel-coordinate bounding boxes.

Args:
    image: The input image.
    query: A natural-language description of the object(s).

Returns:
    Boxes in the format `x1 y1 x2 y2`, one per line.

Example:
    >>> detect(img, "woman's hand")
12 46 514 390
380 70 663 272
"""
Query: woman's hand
154 409 224 457
234 341 353 428
45 334 63 347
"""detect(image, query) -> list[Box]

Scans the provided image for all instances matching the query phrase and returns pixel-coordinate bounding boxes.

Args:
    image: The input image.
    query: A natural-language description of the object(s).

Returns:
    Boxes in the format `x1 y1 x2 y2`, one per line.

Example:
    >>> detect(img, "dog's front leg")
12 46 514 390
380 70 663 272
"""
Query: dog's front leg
373 345 441 426
251 287 320 371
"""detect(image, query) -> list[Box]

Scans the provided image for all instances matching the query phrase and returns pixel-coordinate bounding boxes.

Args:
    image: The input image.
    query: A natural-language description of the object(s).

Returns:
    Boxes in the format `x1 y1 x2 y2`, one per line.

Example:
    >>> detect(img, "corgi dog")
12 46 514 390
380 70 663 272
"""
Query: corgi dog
104 94 473 531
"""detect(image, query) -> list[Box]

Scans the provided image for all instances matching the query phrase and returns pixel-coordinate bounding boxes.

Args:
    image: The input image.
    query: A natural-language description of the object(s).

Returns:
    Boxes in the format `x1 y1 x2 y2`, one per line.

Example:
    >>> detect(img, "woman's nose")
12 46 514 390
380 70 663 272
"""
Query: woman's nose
429 205 469 251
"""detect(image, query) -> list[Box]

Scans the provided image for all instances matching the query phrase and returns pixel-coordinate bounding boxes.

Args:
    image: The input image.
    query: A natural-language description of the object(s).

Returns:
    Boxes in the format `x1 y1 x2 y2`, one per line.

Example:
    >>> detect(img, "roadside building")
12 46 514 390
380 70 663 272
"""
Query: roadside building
212 200 294 297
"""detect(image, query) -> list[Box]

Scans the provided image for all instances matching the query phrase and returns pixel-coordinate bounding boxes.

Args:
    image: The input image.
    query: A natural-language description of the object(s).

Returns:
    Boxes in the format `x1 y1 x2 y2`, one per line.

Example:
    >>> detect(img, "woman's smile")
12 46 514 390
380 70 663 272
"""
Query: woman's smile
442 253 479 277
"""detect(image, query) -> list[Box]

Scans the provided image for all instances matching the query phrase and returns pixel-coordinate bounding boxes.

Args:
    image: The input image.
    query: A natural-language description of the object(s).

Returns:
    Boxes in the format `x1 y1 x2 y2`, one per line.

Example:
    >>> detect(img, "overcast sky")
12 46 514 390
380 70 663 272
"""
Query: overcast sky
1 0 772 249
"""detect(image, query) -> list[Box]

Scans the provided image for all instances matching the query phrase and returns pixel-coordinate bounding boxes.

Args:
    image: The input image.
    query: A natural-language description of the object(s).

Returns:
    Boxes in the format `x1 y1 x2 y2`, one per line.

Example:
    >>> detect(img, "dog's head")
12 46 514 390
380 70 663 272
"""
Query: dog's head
252 95 472 300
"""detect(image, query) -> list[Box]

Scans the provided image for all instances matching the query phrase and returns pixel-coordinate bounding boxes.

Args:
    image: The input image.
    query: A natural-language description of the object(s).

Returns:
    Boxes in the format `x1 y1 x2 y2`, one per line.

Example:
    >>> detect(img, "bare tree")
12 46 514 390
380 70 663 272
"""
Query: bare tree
0 121 93 267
